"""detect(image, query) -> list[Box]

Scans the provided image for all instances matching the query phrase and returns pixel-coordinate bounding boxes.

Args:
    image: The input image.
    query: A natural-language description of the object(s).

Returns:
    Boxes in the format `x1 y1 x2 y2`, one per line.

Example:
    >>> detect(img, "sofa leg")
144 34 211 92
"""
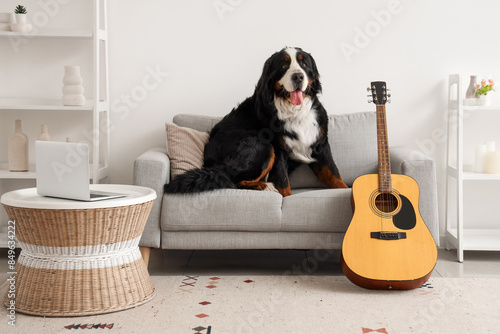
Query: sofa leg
140 246 151 268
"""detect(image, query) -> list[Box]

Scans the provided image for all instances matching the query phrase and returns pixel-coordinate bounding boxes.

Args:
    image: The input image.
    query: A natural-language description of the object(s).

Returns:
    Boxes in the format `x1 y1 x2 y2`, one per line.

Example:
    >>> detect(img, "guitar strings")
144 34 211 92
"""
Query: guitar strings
377 105 389 233
377 107 383 233
373 84 390 234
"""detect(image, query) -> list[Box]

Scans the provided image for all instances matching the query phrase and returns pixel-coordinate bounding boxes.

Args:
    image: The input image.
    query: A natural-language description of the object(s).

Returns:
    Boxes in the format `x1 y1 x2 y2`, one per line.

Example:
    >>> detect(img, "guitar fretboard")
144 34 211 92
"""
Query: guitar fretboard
376 105 392 192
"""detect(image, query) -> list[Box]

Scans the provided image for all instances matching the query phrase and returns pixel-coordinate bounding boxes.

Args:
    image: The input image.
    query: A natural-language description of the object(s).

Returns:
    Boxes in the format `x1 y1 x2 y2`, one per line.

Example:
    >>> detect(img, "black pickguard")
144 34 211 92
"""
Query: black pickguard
393 195 416 230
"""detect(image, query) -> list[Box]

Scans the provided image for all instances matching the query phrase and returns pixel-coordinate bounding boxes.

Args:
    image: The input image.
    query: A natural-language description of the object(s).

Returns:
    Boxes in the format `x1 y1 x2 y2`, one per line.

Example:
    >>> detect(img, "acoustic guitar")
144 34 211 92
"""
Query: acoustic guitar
341 81 437 290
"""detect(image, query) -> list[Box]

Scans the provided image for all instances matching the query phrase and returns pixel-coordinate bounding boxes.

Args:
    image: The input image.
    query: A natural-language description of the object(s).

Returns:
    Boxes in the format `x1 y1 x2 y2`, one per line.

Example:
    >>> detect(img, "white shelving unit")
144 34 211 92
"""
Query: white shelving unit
0 0 109 247
445 74 500 262
0 29 93 38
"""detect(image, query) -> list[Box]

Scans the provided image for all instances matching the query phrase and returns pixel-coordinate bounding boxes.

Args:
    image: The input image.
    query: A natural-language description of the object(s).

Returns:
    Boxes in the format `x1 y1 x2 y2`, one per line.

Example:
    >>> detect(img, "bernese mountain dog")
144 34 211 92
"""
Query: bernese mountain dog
164 47 348 197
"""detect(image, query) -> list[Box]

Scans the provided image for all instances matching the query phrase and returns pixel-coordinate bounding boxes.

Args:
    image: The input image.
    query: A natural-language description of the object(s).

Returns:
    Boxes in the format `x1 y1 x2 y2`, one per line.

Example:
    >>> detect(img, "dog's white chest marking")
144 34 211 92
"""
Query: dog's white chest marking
274 96 319 163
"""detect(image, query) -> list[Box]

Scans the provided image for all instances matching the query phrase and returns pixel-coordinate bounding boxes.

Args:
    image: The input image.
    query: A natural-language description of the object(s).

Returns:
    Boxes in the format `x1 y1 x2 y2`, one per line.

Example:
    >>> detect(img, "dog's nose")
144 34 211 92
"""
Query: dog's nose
292 72 304 84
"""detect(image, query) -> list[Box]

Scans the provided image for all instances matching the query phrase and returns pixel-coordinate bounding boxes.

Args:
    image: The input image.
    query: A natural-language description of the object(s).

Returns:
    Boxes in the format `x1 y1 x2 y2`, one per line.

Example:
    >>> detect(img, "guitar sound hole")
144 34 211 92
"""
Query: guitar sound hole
375 192 398 213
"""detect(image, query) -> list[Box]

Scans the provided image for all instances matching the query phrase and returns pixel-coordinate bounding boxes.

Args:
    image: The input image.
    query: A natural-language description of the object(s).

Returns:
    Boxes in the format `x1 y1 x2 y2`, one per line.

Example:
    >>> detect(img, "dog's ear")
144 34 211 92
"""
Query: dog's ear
255 53 277 103
307 52 322 95
256 55 273 89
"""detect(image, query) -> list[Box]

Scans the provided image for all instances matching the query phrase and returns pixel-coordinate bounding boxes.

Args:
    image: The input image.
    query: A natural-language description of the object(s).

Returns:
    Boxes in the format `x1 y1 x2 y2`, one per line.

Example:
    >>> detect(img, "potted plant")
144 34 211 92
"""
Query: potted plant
475 79 495 106
14 5 27 24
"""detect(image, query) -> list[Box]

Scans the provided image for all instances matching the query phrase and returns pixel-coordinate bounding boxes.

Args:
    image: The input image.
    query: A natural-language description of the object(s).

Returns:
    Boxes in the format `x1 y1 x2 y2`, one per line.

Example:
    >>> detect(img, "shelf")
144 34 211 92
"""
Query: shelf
0 0 110 248
463 105 500 111
0 164 36 179
446 74 500 262
0 163 104 180
463 171 500 180
446 229 500 251
0 98 93 111
448 165 500 180
0 29 92 39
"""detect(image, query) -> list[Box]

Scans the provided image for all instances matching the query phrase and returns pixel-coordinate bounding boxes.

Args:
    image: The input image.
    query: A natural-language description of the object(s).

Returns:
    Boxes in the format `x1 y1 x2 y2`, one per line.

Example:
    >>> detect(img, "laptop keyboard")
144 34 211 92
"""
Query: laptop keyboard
90 193 109 199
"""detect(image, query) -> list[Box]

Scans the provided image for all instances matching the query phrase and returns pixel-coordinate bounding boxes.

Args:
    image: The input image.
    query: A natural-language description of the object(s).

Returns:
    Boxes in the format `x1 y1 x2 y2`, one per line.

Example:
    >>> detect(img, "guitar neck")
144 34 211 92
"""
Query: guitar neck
376 104 392 192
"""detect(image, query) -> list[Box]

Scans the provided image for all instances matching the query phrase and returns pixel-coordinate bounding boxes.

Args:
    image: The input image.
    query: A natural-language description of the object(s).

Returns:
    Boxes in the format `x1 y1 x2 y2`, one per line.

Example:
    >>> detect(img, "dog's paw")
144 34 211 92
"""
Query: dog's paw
262 182 279 193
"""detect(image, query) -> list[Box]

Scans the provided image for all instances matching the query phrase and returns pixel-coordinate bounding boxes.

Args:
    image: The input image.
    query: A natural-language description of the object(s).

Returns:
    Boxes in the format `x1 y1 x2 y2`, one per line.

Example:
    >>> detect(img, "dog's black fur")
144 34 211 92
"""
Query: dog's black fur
164 47 347 197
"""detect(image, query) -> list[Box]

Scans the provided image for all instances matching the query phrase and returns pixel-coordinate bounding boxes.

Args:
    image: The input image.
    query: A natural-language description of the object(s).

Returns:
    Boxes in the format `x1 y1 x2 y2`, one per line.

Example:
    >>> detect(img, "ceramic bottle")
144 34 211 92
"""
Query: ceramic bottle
37 124 51 141
8 119 29 171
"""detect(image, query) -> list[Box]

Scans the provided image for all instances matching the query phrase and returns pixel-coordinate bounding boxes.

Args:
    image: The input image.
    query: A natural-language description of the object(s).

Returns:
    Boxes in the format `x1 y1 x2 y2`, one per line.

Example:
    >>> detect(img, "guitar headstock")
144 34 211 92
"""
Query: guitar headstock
367 81 391 105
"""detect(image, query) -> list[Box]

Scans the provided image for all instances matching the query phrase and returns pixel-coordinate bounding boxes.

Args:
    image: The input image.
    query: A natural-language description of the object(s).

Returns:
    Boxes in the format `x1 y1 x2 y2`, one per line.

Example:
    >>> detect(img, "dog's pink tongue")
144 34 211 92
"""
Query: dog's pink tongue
290 90 303 105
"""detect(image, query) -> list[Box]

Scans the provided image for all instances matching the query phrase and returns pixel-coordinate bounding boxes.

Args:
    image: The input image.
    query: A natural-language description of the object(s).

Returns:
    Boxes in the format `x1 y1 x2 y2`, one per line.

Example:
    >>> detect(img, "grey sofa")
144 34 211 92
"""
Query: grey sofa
134 111 439 256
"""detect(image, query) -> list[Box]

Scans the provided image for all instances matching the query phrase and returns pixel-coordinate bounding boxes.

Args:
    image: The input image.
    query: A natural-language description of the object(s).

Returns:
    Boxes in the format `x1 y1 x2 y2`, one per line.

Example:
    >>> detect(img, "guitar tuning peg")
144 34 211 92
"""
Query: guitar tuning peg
368 99 373 103
387 93 392 98
366 87 371 92
387 99 392 104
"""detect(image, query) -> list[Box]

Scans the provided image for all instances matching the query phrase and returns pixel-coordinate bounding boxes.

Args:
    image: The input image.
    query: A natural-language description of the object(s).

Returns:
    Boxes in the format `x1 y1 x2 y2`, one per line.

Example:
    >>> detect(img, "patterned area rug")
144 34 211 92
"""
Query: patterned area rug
1 275 499 333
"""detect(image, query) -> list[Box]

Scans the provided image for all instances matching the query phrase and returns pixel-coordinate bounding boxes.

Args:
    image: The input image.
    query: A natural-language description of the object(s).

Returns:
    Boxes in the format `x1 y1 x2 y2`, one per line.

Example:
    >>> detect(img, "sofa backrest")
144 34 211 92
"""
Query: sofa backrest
172 111 378 188
328 111 378 186
173 114 221 133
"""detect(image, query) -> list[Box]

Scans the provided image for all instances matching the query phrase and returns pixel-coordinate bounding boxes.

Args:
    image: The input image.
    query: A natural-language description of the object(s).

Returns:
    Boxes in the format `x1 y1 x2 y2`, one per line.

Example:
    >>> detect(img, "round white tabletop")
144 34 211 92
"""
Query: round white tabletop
0 184 156 209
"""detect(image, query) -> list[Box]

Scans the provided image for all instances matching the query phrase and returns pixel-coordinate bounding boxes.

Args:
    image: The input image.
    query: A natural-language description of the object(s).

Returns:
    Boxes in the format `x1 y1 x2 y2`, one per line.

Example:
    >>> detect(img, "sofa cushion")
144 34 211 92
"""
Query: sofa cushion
162 188 353 233
282 188 353 232
165 122 210 179
162 189 283 232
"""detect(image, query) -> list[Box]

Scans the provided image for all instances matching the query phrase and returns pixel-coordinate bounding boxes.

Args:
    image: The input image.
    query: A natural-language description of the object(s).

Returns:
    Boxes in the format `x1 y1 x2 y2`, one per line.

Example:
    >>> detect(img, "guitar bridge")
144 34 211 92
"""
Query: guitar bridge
371 232 407 240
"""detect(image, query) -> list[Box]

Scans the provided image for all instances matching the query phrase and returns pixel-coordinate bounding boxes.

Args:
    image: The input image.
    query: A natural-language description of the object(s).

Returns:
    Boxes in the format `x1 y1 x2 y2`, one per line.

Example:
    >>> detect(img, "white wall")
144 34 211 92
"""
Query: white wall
2 0 500 240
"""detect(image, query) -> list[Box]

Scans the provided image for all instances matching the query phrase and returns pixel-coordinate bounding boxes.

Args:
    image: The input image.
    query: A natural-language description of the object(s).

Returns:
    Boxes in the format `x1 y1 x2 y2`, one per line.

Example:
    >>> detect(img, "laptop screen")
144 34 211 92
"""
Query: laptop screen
35 141 92 200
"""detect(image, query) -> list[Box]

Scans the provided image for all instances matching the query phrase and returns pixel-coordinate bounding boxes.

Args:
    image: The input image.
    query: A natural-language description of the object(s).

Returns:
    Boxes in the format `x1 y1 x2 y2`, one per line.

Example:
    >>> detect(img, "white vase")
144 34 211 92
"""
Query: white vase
8 119 29 172
37 124 51 141
465 75 477 99
62 65 86 106
478 94 491 106
15 13 26 24
62 85 84 95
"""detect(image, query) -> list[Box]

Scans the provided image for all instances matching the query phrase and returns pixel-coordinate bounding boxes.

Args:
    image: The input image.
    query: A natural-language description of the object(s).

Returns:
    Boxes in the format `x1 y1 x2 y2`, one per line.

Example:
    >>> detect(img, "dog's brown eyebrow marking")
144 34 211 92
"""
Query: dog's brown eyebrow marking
284 55 290 61
298 54 303 60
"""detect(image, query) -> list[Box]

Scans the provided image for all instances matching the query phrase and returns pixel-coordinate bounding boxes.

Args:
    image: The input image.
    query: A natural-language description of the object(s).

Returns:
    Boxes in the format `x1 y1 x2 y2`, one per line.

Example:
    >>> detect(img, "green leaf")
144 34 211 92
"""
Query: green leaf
14 5 27 14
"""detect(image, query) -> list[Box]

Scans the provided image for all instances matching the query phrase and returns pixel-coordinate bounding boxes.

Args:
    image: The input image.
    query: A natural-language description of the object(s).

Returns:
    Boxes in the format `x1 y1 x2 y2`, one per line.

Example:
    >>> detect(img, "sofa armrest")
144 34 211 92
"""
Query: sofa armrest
133 147 170 248
390 146 439 246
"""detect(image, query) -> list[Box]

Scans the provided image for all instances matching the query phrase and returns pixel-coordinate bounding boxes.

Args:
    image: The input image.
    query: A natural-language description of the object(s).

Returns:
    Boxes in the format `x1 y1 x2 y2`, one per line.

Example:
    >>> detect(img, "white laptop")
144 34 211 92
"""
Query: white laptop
35 141 126 201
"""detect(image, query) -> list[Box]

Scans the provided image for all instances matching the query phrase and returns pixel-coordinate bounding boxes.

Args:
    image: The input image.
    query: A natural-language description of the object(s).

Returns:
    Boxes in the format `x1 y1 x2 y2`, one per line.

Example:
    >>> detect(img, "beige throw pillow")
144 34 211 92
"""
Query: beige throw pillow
165 122 210 179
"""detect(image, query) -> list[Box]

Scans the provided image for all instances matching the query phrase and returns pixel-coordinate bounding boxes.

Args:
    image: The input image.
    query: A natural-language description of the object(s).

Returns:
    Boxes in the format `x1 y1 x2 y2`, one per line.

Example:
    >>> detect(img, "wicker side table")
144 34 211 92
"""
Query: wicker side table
1 185 157 317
